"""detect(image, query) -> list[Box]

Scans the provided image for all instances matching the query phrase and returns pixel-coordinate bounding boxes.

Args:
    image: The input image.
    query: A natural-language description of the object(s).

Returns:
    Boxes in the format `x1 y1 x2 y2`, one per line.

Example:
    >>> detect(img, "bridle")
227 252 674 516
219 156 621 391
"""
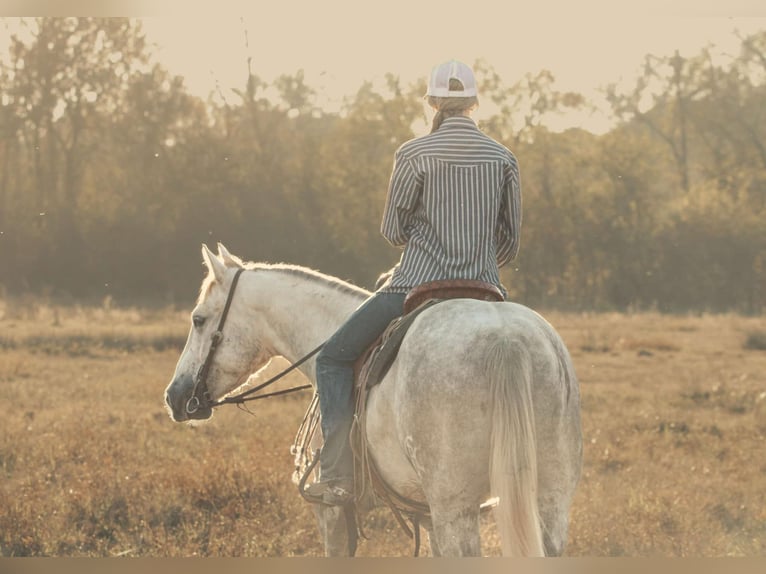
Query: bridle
186 267 319 415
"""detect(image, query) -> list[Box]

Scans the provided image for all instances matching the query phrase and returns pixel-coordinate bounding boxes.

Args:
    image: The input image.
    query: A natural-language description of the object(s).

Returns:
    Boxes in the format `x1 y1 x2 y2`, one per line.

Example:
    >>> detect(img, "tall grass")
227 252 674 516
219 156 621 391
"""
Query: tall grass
1 304 765 556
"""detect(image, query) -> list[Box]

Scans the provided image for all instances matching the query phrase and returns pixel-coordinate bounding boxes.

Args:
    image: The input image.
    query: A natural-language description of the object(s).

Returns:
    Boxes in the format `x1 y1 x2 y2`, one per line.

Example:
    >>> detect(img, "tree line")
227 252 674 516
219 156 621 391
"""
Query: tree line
0 18 764 313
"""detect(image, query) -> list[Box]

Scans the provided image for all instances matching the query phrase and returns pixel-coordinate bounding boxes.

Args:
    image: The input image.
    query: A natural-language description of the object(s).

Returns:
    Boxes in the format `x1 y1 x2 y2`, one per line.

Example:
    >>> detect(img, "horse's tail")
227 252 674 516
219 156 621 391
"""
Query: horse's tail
487 337 544 556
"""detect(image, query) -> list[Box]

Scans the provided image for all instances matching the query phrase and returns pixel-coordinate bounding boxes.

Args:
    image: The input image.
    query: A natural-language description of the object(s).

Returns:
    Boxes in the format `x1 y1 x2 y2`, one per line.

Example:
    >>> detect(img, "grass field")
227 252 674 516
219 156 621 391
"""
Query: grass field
1 302 765 557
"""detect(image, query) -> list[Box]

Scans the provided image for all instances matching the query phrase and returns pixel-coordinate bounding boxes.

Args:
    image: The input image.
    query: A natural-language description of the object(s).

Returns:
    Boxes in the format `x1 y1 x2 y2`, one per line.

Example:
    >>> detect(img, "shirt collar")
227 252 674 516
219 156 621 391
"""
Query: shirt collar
439 116 478 130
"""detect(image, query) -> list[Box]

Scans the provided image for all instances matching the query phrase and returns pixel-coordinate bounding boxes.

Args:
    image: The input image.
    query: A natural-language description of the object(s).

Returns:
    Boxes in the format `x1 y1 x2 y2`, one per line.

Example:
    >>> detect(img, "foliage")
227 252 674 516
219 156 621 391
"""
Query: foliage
0 17 764 313
745 330 766 351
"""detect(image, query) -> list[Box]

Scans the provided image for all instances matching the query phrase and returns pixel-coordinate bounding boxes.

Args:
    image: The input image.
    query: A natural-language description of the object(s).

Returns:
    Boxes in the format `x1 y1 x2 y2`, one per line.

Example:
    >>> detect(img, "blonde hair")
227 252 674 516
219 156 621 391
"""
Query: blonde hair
427 78 479 133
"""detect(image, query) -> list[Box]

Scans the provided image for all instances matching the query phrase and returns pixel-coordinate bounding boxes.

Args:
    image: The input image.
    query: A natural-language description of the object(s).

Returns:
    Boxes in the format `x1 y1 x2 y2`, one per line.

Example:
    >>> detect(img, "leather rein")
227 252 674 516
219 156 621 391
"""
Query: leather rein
186 267 318 415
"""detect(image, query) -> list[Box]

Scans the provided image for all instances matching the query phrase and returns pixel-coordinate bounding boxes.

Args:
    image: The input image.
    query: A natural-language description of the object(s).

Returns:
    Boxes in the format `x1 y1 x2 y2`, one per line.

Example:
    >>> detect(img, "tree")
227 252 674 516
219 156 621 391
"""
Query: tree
0 18 151 294
311 75 423 285
476 62 586 147
83 63 212 300
606 50 711 195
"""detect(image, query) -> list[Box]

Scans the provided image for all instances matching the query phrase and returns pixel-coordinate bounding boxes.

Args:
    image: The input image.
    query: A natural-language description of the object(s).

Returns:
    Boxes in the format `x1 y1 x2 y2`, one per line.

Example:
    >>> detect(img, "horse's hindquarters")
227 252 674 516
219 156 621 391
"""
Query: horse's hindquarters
363 300 582 556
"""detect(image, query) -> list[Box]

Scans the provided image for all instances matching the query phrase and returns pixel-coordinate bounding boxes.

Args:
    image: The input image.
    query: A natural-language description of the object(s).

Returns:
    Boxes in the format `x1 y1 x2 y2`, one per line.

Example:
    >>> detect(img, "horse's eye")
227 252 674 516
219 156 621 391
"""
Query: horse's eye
192 315 206 328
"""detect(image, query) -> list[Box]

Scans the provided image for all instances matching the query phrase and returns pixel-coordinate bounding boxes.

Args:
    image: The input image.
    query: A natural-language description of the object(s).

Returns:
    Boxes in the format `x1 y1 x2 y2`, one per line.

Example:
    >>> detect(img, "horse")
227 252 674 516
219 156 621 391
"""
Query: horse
164 244 583 557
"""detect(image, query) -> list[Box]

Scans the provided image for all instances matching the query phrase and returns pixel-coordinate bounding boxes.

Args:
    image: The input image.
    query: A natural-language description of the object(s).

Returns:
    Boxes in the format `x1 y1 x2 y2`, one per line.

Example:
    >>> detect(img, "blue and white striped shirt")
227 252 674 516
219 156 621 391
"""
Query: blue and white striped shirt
379 116 521 295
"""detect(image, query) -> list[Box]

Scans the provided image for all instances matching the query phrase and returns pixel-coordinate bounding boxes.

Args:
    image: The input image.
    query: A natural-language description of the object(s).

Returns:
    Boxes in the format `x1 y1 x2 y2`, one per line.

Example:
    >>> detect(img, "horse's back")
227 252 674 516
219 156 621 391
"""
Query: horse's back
401 299 576 399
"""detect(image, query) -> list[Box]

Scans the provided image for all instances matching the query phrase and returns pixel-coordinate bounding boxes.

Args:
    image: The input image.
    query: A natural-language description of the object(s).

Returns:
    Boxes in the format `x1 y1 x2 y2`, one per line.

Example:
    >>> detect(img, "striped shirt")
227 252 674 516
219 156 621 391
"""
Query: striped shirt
379 116 521 295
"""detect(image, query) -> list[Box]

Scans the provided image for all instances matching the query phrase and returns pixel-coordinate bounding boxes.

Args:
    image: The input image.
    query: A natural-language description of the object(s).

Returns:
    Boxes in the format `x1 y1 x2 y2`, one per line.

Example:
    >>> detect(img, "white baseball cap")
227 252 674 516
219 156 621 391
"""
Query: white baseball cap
426 60 478 98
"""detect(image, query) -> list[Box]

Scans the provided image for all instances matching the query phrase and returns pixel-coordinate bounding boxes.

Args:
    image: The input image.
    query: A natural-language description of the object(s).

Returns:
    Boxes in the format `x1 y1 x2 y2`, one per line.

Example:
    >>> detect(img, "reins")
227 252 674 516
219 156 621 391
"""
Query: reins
186 266 320 415
211 343 322 407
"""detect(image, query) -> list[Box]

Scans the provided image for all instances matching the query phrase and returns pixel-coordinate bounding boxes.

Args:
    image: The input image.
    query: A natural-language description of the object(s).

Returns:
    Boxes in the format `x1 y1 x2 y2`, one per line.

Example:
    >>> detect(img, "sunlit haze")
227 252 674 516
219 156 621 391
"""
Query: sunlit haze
135 1 766 133
1 1 765 133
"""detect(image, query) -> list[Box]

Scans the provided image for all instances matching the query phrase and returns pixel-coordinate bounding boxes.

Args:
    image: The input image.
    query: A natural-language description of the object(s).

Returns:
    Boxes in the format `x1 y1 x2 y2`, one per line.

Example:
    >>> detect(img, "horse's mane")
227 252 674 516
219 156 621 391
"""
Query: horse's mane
199 260 370 303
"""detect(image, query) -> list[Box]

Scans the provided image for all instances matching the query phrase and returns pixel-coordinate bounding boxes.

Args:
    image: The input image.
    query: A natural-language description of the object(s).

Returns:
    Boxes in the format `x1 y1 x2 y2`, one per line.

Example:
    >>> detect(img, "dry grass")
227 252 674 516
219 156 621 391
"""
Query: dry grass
1 303 765 557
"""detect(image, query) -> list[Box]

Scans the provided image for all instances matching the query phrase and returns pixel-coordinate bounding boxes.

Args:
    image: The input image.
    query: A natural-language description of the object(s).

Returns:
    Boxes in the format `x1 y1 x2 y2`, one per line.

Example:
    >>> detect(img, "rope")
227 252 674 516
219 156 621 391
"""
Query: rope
291 393 320 485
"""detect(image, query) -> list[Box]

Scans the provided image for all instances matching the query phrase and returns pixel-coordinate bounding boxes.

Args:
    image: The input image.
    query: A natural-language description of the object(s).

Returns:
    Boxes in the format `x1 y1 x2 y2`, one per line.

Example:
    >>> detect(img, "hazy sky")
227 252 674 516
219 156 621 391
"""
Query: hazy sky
3 1 766 132
137 1 765 132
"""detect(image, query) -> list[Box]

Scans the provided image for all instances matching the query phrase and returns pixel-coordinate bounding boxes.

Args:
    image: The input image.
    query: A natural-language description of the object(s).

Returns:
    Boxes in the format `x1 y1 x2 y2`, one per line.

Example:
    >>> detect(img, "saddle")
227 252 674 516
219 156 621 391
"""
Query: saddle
354 279 504 389
402 279 504 315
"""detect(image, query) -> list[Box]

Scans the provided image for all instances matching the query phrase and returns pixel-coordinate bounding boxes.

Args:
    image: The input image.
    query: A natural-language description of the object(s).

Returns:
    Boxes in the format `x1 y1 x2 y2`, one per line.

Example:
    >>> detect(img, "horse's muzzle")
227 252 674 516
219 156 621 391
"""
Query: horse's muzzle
165 373 213 422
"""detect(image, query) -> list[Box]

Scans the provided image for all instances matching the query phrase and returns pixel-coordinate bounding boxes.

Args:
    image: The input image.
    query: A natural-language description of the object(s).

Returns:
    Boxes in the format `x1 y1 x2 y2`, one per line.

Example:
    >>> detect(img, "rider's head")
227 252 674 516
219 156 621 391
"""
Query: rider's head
425 60 479 132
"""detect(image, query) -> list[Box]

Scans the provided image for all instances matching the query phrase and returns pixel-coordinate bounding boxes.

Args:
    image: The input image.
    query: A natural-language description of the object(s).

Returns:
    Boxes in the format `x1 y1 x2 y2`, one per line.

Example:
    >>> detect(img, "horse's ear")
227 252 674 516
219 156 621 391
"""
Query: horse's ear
217 243 242 268
201 244 226 283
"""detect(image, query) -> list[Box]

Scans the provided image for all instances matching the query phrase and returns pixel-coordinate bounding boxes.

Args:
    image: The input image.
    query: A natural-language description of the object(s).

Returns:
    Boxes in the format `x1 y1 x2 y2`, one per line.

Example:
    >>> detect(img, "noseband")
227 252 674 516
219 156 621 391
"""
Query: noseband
186 268 245 414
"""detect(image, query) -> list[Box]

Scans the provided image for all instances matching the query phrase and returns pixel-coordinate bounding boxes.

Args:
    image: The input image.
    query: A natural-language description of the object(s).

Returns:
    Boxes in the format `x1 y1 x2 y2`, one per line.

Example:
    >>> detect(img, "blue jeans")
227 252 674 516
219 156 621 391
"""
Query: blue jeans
315 291 406 483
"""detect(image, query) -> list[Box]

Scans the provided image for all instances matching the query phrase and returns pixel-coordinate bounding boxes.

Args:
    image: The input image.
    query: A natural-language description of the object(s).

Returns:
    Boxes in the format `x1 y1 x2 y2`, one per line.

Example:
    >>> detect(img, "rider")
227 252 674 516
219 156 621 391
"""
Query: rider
304 60 522 505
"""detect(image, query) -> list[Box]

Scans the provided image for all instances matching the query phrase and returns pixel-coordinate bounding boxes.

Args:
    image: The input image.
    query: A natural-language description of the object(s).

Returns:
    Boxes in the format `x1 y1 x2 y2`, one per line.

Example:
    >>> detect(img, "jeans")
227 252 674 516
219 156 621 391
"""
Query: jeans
315 291 406 482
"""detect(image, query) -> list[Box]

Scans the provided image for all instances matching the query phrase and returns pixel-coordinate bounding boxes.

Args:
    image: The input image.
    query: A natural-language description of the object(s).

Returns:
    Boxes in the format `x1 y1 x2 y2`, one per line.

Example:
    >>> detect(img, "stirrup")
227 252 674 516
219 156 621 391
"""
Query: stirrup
303 480 354 506
297 449 354 506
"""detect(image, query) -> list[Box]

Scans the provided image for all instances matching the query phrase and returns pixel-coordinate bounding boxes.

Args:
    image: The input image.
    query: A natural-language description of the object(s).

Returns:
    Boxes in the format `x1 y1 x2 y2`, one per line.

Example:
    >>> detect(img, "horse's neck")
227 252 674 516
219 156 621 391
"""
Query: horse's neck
245 268 367 382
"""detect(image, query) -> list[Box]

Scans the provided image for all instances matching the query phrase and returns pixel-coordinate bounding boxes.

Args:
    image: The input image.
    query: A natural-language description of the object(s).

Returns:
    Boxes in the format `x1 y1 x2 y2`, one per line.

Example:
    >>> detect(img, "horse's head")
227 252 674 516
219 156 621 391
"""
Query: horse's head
164 243 271 422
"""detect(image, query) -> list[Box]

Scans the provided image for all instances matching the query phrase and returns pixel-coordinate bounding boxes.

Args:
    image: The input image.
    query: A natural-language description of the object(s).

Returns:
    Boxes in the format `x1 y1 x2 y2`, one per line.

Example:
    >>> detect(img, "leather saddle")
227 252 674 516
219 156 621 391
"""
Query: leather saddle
354 279 504 391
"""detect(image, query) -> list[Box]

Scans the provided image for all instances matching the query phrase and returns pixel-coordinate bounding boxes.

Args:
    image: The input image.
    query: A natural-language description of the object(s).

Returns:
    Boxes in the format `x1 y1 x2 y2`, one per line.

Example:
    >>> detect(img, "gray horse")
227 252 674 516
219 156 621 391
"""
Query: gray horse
165 244 582 556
